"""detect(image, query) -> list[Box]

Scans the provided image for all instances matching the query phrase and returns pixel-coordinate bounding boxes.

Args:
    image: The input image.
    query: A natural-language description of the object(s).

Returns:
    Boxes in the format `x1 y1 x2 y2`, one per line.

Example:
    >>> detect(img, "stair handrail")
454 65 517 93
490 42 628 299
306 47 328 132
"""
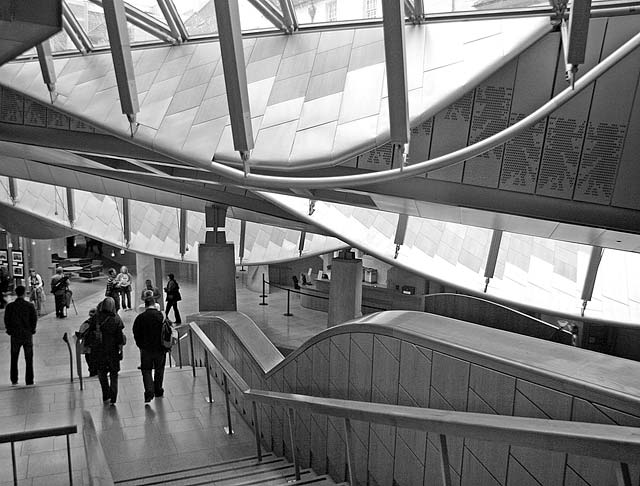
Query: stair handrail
1 424 78 485
186 320 640 486
82 411 115 486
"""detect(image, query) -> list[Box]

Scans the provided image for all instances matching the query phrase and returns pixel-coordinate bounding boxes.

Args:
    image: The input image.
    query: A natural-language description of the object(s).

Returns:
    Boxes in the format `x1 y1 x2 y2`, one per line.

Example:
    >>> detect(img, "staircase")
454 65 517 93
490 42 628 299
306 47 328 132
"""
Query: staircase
115 453 346 485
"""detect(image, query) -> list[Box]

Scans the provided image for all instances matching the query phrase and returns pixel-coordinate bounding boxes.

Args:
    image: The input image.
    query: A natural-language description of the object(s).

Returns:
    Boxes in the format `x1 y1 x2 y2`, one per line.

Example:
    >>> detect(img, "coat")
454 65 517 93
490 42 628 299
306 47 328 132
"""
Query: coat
87 311 125 373
165 279 181 302
4 298 37 343
133 308 165 354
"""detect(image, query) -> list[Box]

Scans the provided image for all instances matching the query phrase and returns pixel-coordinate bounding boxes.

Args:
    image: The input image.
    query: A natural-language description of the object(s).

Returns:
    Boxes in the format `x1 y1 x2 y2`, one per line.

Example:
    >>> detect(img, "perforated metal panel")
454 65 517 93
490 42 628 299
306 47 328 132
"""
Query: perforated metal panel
358 143 394 171
408 117 433 166
0 89 24 124
24 99 47 127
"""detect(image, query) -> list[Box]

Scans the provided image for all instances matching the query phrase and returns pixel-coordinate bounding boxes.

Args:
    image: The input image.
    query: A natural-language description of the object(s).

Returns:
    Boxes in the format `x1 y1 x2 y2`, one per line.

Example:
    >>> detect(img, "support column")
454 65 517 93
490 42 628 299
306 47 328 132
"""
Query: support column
328 250 362 327
198 205 237 311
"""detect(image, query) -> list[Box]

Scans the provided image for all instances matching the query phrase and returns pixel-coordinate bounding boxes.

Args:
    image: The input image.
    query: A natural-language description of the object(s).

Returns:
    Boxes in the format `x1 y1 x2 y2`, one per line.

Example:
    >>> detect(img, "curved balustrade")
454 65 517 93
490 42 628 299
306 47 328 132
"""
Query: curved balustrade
185 310 640 485
424 293 573 344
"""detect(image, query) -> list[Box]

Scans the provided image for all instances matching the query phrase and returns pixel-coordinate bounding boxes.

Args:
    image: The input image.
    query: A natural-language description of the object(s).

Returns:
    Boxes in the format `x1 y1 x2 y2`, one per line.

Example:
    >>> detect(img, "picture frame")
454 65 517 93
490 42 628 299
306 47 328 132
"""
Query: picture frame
0 250 7 262
11 251 23 263
13 265 24 277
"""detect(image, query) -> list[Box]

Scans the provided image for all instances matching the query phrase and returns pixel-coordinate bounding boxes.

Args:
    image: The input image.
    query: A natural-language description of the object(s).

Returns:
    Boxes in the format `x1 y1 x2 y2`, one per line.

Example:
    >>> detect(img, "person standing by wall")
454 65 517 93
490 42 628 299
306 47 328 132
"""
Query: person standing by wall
105 268 120 312
28 268 44 316
0 265 11 309
133 297 167 403
86 297 125 404
164 273 181 324
116 266 132 311
50 267 69 318
4 285 37 385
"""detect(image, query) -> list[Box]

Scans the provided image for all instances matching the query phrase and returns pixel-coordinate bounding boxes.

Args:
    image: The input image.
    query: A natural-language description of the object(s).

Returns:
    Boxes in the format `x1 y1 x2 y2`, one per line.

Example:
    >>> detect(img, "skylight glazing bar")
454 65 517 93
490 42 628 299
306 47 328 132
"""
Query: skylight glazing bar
36 41 57 103
246 0 288 31
414 0 424 17
156 0 184 42
161 0 188 41
90 0 177 44
62 0 93 52
102 0 140 135
279 0 298 32
61 17 86 54
382 0 410 168
214 0 255 173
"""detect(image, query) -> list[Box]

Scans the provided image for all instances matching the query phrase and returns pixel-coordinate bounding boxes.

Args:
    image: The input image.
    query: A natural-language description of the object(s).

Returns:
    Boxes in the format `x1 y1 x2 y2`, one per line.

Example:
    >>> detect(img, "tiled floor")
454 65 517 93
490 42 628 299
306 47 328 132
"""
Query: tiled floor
0 271 328 484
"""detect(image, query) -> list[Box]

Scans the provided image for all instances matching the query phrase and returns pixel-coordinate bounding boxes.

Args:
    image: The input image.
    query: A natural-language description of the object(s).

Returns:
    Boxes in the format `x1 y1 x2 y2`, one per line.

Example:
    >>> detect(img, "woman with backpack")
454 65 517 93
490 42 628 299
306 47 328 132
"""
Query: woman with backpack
85 297 125 404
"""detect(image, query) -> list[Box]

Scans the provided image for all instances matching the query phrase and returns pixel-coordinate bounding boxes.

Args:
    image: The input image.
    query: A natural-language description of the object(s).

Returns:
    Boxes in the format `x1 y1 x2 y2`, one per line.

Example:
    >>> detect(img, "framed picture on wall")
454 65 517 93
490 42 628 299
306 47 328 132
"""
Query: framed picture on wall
0 250 7 262
13 265 24 277
11 251 23 263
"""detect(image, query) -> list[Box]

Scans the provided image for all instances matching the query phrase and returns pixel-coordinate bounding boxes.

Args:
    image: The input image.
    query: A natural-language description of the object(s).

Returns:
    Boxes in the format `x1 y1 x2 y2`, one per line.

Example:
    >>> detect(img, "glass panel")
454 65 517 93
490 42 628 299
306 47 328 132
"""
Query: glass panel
51 29 81 54
65 0 110 49
239 0 280 30
294 0 383 25
129 23 162 44
124 0 165 22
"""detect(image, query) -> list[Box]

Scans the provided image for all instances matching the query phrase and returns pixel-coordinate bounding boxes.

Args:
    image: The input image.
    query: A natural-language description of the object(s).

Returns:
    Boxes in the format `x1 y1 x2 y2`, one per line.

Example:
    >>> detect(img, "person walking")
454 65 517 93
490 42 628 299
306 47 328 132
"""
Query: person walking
4 286 37 385
50 267 69 318
115 266 133 311
164 273 181 324
140 279 161 307
105 268 120 312
0 265 11 309
86 297 125 404
133 297 167 403
28 268 44 316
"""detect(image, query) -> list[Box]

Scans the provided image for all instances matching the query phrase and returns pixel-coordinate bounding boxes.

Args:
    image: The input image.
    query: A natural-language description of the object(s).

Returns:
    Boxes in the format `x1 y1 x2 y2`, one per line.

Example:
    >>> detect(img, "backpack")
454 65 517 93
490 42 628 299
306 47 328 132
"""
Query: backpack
161 317 178 350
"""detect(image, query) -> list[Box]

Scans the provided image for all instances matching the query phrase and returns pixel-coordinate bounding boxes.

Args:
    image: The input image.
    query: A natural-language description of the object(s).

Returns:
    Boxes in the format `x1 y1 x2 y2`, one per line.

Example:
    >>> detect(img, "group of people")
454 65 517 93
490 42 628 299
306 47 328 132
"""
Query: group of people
4 265 183 405
79 272 181 404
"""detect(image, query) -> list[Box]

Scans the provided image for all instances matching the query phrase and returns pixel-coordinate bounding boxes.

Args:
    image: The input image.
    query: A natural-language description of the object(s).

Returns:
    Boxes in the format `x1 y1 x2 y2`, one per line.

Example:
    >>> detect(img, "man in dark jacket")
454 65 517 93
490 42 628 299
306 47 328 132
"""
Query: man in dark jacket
133 297 167 402
4 285 37 385
50 267 69 318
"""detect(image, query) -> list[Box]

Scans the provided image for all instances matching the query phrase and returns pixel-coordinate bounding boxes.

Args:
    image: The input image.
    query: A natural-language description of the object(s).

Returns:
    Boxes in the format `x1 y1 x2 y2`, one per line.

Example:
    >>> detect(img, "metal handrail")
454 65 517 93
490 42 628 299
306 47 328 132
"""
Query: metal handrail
1 425 78 486
186 320 640 486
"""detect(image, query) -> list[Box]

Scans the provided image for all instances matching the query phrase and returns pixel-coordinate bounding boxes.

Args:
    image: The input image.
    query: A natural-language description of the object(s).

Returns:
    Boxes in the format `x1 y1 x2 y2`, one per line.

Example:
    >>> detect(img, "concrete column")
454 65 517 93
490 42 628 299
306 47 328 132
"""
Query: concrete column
198 243 237 311
246 265 269 293
328 253 362 327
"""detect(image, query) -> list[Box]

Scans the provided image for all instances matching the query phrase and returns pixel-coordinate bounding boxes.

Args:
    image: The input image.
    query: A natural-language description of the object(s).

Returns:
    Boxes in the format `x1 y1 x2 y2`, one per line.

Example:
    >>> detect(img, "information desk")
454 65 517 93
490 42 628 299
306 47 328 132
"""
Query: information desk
300 279 425 313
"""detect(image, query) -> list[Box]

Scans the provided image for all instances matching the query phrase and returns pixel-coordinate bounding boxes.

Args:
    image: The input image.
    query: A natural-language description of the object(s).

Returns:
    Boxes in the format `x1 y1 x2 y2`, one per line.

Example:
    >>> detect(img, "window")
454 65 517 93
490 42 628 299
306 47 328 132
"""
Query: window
364 0 377 18
326 0 337 22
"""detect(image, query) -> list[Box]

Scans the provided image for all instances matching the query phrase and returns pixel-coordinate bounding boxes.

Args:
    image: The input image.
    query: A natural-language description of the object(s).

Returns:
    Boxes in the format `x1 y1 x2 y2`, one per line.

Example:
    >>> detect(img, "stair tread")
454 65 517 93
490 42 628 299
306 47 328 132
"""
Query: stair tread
116 454 279 485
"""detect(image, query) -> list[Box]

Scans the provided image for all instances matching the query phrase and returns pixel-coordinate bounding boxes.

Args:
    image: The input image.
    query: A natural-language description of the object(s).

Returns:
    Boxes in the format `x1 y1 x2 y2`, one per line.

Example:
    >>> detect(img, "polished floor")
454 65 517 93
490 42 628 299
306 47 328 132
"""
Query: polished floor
0 271 328 484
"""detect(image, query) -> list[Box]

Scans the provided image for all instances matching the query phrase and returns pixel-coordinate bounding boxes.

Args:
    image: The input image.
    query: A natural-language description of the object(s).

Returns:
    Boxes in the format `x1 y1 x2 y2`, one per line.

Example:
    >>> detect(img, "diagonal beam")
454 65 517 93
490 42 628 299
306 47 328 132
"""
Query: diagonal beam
404 0 415 17
393 214 408 259
158 0 188 41
246 0 288 32
66 188 75 226
156 0 187 42
36 41 57 103
382 0 410 169
179 208 187 258
62 0 93 52
214 0 254 174
581 246 603 315
414 0 424 17
122 197 130 246
298 230 306 256
279 0 298 33
102 0 140 136
8 177 17 205
483 229 503 292
61 16 86 54
89 0 178 44
560 0 592 87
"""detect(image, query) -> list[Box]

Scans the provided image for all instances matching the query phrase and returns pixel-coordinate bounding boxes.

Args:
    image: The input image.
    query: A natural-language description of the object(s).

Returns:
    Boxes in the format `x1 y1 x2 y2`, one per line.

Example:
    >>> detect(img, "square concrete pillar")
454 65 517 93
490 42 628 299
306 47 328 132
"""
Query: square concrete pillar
328 256 362 327
198 242 237 311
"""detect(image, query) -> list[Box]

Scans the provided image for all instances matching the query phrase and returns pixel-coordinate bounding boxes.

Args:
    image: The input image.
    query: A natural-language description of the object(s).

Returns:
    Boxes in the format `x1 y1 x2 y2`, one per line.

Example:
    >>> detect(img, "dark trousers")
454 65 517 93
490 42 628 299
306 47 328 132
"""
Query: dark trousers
140 349 166 400
54 293 65 317
120 288 131 309
10 339 34 385
98 370 118 403
165 300 181 323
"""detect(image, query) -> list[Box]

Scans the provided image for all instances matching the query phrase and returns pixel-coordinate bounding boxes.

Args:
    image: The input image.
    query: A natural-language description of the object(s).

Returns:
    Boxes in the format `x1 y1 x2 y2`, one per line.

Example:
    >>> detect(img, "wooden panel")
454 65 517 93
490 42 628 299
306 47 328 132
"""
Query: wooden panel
398 341 431 408
469 365 515 416
500 33 558 193
428 91 473 182
371 335 401 404
348 333 373 402
431 352 469 411
463 61 516 188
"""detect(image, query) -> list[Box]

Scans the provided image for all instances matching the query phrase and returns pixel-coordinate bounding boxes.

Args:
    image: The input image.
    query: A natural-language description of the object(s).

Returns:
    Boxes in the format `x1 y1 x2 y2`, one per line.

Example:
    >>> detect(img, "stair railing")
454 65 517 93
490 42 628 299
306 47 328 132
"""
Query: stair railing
186 321 640 486
1 424 78 486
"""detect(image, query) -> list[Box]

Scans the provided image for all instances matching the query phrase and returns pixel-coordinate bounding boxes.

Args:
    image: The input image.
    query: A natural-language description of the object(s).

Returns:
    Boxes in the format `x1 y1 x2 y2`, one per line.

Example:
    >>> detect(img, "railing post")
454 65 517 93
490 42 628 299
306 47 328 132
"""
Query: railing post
62 333 74 383
74 336 83 391
177 332 183 369
223 374 233 435
204 352 213 403
259 273 268 305
189 329 196 377
252 401 262 462
67 434 73 485
283 288 292 316
287 408 301 481
11 441 17 486
343 418 356 486
438 434 453 486
616 462 632 486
